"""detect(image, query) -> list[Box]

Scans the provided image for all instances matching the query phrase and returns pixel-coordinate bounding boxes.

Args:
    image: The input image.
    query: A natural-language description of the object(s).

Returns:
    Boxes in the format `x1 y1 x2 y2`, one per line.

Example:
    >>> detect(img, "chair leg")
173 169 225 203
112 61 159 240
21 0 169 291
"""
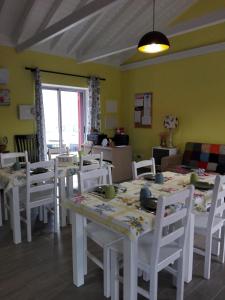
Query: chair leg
43 206 48 224
83 220 87 276
54 200 58 233
204 235 212 279
176 255 185 300
3 192 8 221
26 208 32 242
103 247 111 298
0 193 2 226
39 206 43 221
219 226 225 263
110 250 119 300
150 270 158 300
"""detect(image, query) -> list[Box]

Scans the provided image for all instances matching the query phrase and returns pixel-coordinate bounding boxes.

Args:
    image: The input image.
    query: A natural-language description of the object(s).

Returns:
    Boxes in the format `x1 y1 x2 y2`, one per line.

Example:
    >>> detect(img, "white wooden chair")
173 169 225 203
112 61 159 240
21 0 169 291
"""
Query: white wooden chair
132 158 156 179
19 160 58 242
0 151 28 223
79 152 103 172
194 175 225 279
110 186 194 300
78 167 122 298
47 146 68 160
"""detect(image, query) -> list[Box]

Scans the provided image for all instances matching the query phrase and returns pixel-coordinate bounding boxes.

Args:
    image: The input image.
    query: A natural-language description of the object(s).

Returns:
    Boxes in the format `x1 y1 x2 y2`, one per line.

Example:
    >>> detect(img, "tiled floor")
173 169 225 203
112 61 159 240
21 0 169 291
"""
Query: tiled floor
0 217 225 300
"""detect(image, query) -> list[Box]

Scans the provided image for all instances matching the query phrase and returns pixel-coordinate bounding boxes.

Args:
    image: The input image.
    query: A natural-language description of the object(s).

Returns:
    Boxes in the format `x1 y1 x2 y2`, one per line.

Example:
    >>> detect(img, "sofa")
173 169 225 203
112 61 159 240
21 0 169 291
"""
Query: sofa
161 142 225 174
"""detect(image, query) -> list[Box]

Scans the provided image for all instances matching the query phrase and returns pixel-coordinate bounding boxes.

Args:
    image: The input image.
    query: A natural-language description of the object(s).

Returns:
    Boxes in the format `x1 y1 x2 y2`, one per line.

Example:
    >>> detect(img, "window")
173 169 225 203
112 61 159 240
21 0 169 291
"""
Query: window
42 85 87 152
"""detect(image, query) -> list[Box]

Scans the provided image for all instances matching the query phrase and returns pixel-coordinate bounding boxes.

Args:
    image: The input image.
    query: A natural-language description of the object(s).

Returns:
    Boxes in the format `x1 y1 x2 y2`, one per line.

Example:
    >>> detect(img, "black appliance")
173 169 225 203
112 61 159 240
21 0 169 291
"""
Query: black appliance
114 134 129 146
87 133 108 145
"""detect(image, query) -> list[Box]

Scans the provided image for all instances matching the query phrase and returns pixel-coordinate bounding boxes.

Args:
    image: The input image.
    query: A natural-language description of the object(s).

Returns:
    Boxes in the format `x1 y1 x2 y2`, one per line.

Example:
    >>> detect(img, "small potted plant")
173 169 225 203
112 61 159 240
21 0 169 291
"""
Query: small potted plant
163 115 178 148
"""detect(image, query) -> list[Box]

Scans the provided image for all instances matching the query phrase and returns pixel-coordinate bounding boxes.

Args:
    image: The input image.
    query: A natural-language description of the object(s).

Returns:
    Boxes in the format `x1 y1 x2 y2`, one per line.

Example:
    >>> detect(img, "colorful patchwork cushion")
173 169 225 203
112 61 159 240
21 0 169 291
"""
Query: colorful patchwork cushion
182 142 225 172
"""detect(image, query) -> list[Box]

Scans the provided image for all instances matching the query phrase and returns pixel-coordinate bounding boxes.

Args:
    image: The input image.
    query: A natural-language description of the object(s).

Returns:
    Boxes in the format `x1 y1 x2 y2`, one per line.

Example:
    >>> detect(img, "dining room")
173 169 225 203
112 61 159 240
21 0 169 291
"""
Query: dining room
1 0 225 300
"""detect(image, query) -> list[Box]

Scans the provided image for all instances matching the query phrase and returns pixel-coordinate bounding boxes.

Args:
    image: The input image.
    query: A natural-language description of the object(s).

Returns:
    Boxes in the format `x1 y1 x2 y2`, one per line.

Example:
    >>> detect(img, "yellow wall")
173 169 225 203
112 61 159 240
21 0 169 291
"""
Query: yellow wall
1 42 225 160
121 50 225 159
0 45 121 151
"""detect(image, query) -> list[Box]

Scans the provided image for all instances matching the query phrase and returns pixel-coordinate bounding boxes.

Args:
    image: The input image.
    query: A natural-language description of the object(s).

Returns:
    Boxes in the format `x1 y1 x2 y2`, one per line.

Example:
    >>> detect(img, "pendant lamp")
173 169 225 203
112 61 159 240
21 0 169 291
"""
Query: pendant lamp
138 0 170 54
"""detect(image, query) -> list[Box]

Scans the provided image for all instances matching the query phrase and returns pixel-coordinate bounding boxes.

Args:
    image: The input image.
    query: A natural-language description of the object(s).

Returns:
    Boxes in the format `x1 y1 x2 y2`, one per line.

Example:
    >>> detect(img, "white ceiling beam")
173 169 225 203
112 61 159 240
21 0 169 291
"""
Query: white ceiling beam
36 0 62 33
78 8 225 63
77 0 145 58
66 18 93 54
76 0 134 58
67 7 111 54
50 0 89 50
69 0 130 55
13 0 36 44
166 8 225 37
16 0 119 52
121 41 225 71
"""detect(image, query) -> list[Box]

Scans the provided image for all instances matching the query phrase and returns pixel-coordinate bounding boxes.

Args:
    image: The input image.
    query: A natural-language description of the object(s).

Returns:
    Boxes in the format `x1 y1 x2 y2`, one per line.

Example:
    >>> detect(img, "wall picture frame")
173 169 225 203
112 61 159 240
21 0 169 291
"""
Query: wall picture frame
0 89 10 106
18 105 35 120
134 92 152 128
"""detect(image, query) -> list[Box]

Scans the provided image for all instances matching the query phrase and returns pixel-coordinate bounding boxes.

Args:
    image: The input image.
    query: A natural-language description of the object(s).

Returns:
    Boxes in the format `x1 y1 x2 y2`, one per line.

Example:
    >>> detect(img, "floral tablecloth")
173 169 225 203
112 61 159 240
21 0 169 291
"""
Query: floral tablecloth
0 160 113 192
0 165 79 191
63 171 215 240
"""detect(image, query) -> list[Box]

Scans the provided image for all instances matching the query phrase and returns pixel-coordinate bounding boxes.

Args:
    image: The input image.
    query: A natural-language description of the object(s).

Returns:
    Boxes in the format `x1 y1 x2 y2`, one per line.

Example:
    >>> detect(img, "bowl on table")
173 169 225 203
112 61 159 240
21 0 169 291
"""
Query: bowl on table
140 196 158 211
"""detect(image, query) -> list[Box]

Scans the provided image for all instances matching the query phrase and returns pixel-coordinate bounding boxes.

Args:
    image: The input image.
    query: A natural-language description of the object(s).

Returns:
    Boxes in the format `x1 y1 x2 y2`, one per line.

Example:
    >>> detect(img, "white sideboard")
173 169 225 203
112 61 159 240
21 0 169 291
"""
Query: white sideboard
82 144 132 183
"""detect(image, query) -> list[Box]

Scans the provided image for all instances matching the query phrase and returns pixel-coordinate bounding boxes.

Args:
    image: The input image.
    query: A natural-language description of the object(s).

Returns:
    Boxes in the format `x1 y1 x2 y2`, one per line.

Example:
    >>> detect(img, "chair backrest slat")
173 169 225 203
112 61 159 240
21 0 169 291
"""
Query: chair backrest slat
30 183 55 193
29 171 55 183
132 158 156 179
0 151 28 168
160 227 185 247
163 208 187 227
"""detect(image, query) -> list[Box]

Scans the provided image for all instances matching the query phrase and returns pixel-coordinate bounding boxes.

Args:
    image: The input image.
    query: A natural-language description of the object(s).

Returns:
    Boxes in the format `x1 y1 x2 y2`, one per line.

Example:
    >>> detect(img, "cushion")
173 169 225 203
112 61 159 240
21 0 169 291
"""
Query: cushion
182 142 225 172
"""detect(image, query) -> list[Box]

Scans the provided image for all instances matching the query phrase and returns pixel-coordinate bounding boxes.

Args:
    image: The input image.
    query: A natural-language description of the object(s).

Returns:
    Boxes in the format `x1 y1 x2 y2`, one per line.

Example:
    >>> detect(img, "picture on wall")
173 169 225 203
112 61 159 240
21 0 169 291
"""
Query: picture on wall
134 92 152 128
0 89 10 106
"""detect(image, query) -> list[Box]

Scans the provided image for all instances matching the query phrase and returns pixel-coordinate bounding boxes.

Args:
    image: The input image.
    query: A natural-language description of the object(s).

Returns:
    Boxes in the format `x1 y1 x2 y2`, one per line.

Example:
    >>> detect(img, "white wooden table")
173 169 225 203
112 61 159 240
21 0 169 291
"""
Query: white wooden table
64 171 215 299
0 165 76 244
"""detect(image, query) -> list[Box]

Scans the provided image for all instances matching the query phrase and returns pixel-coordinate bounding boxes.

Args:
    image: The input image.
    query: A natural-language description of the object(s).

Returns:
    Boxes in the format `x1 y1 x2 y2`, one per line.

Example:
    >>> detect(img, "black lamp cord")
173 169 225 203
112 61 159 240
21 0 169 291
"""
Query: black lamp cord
153 0 155 31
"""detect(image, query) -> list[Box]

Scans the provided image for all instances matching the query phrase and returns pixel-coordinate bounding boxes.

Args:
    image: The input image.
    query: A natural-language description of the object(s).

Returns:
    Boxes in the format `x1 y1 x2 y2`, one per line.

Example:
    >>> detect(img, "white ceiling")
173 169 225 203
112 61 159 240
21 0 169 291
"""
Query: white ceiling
0 0 211 66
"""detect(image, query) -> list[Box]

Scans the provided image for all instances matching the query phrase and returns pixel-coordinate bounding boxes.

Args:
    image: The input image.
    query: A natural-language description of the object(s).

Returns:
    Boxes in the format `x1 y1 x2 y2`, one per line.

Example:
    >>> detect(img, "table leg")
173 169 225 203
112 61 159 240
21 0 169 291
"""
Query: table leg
0 191 2 226
10 186 21 244
184 213 194 283
58 177 67 227
123 237 138 300
66 175 74 224
71 212 85 287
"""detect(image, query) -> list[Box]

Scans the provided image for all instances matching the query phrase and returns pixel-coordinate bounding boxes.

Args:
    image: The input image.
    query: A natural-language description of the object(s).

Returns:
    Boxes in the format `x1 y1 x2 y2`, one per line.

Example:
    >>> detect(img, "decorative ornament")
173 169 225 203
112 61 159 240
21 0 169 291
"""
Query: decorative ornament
163 115 178 148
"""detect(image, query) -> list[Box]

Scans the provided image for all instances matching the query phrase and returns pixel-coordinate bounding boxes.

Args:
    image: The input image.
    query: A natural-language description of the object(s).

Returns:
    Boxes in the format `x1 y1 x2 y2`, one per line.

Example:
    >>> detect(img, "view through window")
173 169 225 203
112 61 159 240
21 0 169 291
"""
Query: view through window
42 86 86 153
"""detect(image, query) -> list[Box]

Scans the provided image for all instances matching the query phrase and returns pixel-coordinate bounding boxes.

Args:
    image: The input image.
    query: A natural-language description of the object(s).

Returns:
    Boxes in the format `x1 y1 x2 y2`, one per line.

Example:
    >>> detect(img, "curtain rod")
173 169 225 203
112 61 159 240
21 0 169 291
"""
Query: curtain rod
25 67 106 81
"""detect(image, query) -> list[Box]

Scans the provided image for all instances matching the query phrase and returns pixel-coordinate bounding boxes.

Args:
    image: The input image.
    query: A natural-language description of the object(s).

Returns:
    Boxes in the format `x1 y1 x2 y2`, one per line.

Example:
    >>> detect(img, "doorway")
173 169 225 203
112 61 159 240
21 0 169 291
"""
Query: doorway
42 86 86 153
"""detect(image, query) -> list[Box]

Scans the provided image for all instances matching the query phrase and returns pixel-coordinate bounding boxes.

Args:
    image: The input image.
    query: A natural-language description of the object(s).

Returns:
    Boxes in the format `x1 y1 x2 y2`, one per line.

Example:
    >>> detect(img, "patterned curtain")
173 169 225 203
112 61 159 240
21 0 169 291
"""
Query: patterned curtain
34 68 47 161
87 76 101 133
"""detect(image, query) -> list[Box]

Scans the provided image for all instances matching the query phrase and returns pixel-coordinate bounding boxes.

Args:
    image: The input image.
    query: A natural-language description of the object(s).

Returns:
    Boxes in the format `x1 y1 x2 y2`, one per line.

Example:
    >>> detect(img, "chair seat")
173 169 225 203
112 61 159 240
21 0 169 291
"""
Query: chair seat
194 212 225 235
110 231 181 271
86 222 121 248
